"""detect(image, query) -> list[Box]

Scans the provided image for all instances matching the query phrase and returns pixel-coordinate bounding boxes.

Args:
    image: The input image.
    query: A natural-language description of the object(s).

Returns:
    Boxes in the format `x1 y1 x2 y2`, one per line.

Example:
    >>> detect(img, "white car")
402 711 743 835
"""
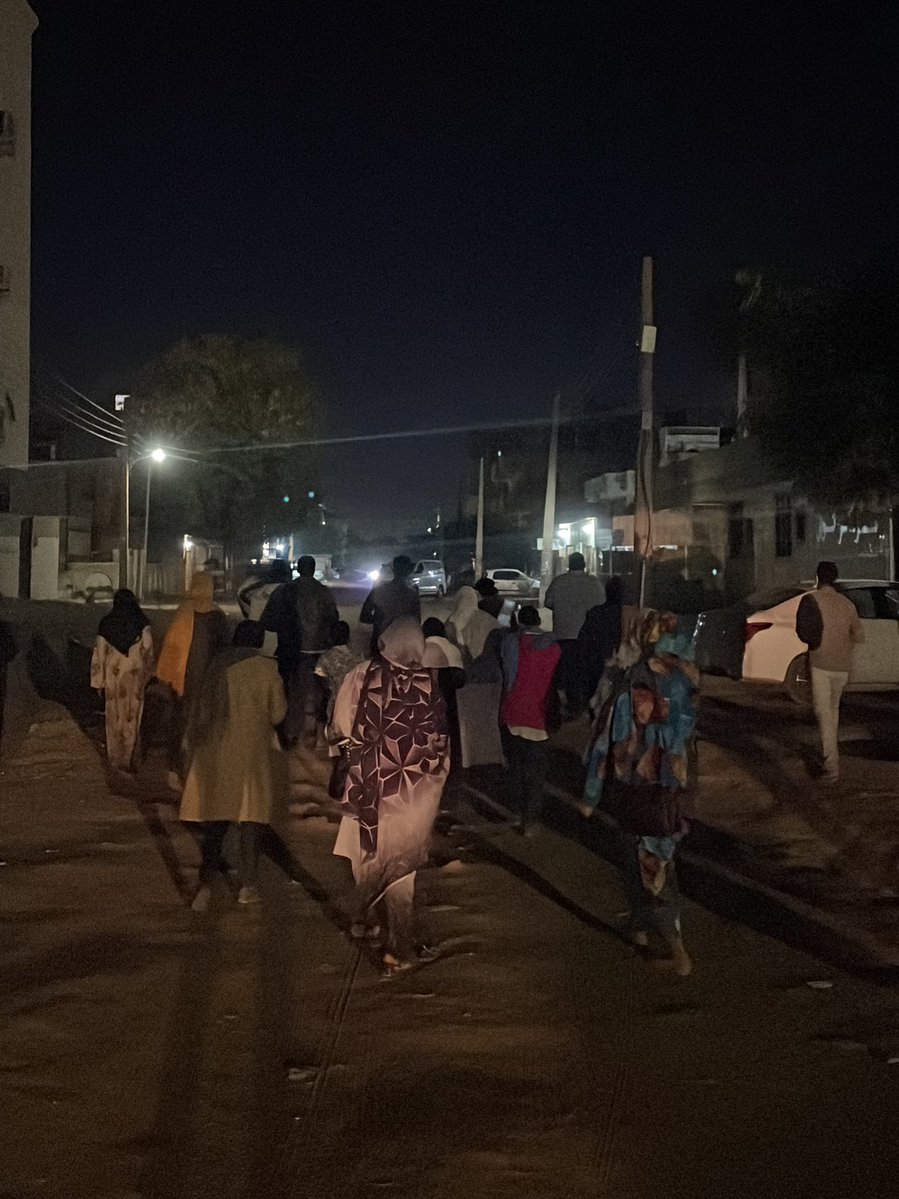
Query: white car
485 568 540 596
410 559 446 597
742 580 899 701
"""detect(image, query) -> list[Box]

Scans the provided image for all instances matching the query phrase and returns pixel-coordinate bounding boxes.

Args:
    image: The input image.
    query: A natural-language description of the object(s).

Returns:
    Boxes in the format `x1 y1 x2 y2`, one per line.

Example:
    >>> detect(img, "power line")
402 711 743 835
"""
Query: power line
32 375 126 437
31 393 126 446
31 363 125 428
32 384 127 443
158 403 639 458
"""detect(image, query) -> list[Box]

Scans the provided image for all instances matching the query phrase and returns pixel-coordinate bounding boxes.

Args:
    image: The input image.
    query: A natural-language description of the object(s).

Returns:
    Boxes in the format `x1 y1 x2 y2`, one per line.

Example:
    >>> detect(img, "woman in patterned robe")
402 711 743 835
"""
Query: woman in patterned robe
330 617 449 974
91 589 154 773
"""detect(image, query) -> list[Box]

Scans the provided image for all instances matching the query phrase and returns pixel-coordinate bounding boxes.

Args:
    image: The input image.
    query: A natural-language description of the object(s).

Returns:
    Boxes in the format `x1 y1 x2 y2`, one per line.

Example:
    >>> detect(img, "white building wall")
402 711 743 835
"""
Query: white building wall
0 0 38 469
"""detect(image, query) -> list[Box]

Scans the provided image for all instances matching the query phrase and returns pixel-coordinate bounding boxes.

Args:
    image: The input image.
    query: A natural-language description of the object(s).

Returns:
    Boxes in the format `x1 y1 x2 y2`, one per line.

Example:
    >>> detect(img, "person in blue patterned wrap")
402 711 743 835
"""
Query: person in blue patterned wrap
582 611 699 976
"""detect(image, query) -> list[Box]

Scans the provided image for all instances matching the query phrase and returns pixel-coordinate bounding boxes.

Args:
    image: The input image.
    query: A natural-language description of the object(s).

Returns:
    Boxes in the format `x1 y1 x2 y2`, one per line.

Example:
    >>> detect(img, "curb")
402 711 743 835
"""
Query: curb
463 779 899 983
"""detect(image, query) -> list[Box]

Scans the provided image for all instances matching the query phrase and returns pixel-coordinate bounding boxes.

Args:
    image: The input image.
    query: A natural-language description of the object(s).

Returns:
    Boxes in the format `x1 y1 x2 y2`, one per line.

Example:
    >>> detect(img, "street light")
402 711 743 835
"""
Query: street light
140 449 166 600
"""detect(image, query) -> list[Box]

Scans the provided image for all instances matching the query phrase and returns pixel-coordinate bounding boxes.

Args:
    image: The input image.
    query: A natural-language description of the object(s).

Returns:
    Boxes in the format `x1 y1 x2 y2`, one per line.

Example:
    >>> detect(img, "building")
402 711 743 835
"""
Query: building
0 0 38 469
0 458 124 600
583 435 894 609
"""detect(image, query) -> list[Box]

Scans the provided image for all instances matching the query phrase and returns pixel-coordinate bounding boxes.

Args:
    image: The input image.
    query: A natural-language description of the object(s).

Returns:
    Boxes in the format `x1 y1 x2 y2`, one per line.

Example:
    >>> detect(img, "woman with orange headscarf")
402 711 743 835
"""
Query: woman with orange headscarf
156 572 228 788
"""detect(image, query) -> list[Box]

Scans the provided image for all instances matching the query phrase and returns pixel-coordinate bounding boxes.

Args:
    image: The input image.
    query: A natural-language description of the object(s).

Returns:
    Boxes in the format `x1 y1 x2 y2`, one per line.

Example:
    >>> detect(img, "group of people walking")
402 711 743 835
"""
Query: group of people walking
89 552 705 977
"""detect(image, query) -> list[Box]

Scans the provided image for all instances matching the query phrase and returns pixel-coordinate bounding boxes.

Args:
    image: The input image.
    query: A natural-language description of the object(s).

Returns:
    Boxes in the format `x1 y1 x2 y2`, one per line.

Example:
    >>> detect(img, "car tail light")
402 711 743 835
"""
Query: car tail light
745 621 773 643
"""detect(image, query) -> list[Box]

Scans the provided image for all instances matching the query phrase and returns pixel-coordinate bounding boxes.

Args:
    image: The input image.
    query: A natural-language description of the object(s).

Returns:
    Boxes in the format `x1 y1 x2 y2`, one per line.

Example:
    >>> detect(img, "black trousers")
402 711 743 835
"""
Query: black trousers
198 821 264 887
502 728 549 827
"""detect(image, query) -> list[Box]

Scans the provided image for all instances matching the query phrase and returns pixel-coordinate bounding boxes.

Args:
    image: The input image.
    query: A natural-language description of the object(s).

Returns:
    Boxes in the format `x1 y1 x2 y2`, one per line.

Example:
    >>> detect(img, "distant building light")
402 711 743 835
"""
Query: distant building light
307 490 316 499
283 494 290 503
115 393 129 411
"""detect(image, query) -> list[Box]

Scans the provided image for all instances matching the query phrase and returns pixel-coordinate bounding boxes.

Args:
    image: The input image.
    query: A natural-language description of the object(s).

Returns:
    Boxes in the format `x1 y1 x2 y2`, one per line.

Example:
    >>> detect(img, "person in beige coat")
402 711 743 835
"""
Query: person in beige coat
180 621 288 911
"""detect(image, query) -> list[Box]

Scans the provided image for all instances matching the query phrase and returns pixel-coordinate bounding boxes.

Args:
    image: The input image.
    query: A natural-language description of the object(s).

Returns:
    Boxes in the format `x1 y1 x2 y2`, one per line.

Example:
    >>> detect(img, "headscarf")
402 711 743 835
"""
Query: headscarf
448 586 497 660
378 616 426 667
156 573 218 697
342 616 447 857
98 588 149 657
448 586 478 634
629 608 678 655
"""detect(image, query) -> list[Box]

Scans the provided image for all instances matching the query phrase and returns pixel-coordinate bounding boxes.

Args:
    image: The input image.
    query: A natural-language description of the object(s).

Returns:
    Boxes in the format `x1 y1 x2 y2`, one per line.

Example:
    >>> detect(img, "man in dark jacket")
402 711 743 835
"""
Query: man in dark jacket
262 555 338 743
360 555 421 655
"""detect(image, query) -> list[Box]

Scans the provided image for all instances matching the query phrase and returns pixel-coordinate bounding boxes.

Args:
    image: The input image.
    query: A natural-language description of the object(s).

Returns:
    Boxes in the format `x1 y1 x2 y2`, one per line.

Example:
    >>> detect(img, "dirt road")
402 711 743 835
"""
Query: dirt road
3 706 899 1198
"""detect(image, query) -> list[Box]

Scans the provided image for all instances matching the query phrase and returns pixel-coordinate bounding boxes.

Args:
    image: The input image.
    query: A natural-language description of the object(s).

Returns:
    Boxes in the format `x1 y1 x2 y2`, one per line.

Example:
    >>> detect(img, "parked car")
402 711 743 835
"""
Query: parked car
411 559 446 597
485 568 540 597
741 580 899 702
693 586 806 680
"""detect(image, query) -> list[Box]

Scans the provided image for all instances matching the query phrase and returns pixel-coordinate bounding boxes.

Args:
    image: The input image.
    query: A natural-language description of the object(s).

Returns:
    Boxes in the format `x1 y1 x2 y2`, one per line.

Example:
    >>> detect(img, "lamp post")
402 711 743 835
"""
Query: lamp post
139 448 166 600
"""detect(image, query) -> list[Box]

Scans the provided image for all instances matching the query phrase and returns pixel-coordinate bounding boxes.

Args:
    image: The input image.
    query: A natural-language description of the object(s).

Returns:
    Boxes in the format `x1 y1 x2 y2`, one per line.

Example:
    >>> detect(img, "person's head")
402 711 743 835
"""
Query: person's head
232 620 264 649
632 608 677 653
422 616 446 639
378 616 425 667
392 554 415 581
479 593 504 619
331 619 350 646
270 557 292 583
296 555 316 577
518 605 541 629
568 552 586 572
605 576 623 604
816 561 839 587
474 576 498 598
112 588 140 613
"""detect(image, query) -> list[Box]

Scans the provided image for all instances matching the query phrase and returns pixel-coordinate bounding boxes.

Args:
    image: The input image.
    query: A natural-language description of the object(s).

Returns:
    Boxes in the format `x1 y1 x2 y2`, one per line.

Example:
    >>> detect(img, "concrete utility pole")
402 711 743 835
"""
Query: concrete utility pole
736 352 749 437
474 456 485 578
634 256 656 609
539 392 561 607
122 441 131 591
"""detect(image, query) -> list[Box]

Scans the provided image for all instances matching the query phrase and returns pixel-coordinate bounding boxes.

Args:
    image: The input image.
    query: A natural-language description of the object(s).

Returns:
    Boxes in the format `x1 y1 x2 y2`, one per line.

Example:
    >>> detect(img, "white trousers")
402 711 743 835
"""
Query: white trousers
810 667 849 778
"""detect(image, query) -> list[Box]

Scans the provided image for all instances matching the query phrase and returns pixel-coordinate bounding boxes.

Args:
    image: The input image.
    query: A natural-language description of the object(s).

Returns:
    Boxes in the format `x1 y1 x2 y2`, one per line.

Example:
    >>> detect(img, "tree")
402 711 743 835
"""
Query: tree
128 336 323 555
729 259 899 512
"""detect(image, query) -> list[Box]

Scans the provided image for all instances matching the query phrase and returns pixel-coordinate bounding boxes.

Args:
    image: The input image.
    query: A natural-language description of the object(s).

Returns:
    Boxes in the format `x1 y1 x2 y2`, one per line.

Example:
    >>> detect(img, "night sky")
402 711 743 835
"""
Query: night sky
28 1 896 536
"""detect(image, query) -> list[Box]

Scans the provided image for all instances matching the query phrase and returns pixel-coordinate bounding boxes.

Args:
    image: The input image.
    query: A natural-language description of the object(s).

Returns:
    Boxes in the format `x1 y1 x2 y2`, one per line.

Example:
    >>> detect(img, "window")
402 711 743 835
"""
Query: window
0 265 10 294
0 111 15 156
728 503 754 560
876 588 899 620
774 493 793 557
494 570 517 580
795 510 807 544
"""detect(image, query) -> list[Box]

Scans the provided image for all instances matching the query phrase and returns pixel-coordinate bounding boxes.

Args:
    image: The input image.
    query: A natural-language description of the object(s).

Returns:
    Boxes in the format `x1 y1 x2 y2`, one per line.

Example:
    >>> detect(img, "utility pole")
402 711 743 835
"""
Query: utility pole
539 392 561 607
736 352 749 437
122 441 131 591
634 256 656 609
474 456 485 578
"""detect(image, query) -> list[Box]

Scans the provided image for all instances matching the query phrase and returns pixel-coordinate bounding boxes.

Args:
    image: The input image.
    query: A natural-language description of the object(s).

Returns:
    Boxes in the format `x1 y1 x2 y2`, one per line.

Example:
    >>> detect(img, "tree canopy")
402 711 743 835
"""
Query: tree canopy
128 336 323 555
737 259 899 511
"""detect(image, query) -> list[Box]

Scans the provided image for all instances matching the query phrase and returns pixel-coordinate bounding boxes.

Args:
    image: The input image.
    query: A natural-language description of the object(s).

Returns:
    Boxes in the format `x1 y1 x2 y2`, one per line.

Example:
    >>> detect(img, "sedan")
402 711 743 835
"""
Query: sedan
742 580 899 702
485 568 540 596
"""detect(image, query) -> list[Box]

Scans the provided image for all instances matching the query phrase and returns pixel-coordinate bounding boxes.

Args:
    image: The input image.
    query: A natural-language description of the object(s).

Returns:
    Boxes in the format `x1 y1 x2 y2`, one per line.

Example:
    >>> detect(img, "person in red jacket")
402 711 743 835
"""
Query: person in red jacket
499 605 561 835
